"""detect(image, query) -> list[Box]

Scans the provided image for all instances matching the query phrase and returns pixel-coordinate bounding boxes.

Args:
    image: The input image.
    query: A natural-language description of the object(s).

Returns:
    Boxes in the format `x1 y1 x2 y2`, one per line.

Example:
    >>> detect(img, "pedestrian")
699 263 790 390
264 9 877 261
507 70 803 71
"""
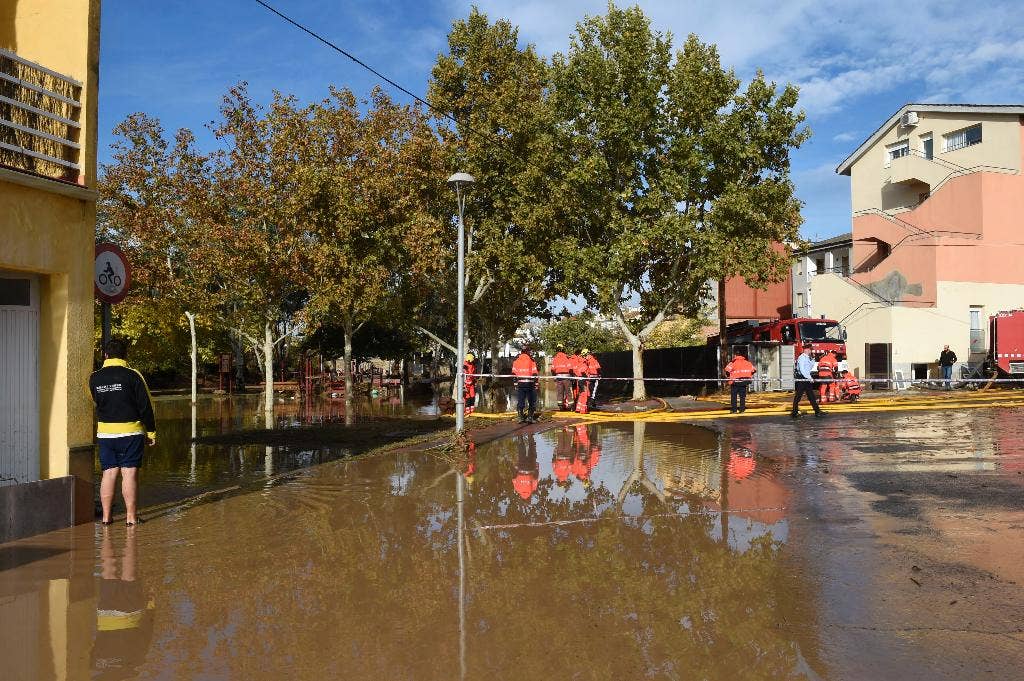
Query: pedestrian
939 344 957 389
791 342 824 418
816 349 839 403
550 343 574 411
511 345 540 423
724 349 756 413
89 338 157 526
463 352 478 415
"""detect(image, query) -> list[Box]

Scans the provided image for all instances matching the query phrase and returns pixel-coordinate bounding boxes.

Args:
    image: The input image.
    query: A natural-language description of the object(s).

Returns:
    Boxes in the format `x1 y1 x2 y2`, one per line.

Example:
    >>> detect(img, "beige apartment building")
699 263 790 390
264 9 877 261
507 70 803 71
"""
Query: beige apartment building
1 0 100 541
817 104 1024 384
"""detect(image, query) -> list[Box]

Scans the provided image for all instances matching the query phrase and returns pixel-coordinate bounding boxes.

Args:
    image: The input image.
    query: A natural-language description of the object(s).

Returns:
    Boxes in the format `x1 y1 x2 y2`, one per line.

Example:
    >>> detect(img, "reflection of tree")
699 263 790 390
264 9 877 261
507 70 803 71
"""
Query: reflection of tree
107 423 820 679
617 421 666 506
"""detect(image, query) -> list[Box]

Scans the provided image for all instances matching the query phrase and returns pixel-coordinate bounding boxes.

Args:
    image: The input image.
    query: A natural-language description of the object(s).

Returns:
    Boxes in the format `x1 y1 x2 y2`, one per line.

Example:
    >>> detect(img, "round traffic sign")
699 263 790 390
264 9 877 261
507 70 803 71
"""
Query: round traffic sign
94 243 132 304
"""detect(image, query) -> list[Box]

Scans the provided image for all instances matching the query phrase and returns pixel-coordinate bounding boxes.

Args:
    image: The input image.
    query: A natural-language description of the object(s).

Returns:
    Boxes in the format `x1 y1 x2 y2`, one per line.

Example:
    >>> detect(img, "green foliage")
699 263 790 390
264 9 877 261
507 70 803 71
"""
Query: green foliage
645 315 709 350
538 312 628 354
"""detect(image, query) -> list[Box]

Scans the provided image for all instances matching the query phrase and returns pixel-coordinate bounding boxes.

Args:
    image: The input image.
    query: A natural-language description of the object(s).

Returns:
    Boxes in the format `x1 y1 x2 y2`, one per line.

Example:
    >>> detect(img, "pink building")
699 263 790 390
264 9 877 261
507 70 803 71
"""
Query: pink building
818 104 1024 381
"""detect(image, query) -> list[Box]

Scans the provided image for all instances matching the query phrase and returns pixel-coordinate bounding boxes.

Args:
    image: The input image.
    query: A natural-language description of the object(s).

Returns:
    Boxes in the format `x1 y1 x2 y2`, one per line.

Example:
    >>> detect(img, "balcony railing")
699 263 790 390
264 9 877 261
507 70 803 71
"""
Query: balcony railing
0 48 82 184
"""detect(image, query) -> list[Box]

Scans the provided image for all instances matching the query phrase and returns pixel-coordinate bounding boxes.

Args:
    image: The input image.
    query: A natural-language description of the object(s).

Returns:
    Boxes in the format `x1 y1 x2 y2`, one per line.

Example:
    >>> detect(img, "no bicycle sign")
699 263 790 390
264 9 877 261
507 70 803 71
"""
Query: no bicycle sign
94 243 132 304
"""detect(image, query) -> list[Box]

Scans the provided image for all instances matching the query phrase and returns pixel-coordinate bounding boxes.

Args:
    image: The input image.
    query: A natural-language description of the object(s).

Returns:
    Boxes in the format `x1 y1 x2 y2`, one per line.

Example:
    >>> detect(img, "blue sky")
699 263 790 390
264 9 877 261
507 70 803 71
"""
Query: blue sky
100 0 1024 241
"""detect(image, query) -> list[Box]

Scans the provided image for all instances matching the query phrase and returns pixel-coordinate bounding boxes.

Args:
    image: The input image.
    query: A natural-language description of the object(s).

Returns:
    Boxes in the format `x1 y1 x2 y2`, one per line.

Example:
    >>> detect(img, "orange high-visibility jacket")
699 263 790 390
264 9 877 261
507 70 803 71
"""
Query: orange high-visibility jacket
817 353 838 376
551 351 573 375
513 472 538 499
724 357 755 384
512 353 539 382
569 355 584 376
581 355 601 377
463 360 478 386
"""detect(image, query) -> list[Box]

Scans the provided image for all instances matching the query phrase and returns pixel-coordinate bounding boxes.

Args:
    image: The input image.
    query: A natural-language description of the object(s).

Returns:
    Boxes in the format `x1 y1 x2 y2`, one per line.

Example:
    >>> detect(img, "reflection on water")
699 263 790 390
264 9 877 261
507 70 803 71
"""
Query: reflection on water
4 420 816 680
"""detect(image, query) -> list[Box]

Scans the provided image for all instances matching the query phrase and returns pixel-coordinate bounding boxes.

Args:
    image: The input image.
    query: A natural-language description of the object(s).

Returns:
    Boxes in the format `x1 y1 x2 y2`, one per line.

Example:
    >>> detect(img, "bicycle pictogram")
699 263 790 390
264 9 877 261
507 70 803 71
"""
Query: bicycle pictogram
98 261 122 288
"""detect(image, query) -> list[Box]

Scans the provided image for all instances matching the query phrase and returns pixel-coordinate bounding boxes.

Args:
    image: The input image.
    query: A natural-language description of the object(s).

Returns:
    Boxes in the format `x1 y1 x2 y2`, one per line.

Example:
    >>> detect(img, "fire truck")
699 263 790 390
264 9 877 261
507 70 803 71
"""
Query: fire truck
710 317 848 359
989 310 1024 377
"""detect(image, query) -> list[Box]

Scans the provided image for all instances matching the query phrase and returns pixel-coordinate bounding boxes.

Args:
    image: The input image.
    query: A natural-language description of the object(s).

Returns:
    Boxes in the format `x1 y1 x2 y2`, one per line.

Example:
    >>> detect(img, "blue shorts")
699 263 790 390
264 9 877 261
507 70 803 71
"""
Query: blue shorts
98 434 145 470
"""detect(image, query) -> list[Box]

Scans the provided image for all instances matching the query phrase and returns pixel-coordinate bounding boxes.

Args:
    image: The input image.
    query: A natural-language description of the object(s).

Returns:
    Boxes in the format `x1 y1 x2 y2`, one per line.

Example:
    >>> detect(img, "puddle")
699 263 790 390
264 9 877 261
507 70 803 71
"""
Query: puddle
1 421 819 680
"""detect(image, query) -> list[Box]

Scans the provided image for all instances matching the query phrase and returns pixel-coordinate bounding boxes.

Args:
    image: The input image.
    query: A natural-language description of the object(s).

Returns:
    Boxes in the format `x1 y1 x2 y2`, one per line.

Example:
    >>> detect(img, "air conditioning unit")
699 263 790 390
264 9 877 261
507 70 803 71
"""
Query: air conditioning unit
900 111 919 127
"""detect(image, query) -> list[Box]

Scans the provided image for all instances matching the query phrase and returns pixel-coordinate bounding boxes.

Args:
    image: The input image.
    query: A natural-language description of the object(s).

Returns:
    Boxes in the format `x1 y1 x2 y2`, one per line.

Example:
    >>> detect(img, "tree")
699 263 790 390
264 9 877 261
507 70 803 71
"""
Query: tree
206 85 308 417
551 5 807 399
538 312 628 354
292 87 446 411
645 315 709 350
424 8 562 369
98 114 218 403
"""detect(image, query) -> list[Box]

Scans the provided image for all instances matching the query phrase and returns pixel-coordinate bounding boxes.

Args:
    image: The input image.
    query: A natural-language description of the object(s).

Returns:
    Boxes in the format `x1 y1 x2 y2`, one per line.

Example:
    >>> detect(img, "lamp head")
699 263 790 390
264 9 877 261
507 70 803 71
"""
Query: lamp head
447 172 475 187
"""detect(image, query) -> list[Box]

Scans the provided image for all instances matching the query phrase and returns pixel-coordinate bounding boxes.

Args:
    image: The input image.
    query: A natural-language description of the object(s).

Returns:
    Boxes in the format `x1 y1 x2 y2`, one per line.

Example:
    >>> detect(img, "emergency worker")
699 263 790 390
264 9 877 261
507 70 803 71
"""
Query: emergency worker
576 349 602 413
839 370 861 401
791 342 824 417
512 434 539 500
550 343 574 410
724 350 756 413
511 345 540 424
569 349 584 405
816 350 839 403
463 352 479 415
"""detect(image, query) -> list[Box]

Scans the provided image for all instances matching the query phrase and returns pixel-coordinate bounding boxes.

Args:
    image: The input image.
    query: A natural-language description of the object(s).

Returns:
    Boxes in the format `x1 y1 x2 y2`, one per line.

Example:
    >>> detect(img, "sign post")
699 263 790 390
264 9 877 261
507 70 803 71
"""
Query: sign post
94 243 131 350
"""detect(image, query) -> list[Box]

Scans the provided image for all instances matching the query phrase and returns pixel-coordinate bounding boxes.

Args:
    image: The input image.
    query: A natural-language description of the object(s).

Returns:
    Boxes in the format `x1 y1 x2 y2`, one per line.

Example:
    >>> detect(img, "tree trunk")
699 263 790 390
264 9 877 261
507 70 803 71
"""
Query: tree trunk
232 329 246 392
630 340 645 401
488 337 501 410
342 317 354 426
718 278 728 389
263 321 274 417
185 311 198 404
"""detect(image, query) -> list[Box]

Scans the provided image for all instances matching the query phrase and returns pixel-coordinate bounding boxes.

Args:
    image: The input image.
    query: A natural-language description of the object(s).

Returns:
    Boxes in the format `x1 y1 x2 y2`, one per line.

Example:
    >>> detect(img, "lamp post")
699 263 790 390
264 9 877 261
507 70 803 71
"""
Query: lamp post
448 172 475 433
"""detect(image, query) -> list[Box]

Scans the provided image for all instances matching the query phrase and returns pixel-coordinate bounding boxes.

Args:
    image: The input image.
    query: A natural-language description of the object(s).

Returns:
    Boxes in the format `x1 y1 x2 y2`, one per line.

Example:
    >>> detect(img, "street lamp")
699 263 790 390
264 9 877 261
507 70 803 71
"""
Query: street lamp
448 172 475 433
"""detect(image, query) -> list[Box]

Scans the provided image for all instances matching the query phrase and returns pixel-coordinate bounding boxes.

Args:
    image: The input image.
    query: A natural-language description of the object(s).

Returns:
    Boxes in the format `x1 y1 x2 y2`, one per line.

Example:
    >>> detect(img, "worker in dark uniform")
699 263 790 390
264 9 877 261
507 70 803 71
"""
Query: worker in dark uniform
791 342 824 418
511 345 540 423
89 338 156 526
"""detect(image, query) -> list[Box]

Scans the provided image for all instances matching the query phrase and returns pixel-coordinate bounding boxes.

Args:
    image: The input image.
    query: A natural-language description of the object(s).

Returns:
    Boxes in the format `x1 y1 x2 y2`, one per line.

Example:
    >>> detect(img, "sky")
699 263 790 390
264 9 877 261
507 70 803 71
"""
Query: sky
99 0 1024 241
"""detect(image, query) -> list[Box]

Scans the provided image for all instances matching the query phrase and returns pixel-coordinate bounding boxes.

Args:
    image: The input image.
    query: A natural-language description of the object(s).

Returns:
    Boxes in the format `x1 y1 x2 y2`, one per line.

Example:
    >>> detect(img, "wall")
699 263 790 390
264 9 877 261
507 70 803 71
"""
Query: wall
848 112 1022 215
722 273 793 322
0 1 99 499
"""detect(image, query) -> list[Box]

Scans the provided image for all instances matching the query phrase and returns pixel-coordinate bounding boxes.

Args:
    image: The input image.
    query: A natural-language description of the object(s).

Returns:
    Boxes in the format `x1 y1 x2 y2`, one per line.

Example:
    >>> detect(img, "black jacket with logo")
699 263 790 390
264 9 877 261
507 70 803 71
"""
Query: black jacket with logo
89 359 157 438
939 349 957 367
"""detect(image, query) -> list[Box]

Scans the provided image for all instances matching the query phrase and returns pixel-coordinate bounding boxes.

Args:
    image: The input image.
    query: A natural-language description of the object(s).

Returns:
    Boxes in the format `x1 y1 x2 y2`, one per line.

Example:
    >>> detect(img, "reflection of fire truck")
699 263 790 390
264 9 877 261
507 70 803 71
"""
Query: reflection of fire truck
710 317 848 359
990 310 1024 377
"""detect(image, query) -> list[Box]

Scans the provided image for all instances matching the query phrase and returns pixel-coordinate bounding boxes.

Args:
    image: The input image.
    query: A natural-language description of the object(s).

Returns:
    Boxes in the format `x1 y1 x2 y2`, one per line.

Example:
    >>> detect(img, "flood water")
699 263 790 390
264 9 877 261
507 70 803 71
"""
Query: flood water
4 407 1024 679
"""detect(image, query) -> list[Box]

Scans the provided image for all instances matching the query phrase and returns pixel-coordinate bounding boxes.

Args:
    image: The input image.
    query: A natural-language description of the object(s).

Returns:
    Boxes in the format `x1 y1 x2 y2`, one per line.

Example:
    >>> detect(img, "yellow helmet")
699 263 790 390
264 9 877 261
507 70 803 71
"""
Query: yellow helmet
465 352 475 362
581 348 590 355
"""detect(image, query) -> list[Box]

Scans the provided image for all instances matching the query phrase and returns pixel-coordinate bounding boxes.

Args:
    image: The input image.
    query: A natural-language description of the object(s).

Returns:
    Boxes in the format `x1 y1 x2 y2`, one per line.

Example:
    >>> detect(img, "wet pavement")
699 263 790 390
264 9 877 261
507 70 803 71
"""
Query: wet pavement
3 407 1024 679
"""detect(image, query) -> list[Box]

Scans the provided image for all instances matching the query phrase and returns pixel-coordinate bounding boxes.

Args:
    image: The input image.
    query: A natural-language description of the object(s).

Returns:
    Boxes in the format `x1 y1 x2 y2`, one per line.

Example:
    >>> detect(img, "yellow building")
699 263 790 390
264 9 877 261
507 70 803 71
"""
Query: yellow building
1 0 100 541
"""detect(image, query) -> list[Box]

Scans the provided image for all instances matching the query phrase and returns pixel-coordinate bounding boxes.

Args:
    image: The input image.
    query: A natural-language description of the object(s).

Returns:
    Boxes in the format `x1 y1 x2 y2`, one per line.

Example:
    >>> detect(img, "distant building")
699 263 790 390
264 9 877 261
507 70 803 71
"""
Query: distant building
1 1 100 541
817 103 1024 382
791 233 852 318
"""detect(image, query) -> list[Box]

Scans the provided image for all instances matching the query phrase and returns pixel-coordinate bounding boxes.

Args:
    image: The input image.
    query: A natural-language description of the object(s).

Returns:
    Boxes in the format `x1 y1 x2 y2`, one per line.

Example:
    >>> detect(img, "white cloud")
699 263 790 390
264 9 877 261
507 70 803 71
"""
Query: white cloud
452 0 1024 116
832 131 858 143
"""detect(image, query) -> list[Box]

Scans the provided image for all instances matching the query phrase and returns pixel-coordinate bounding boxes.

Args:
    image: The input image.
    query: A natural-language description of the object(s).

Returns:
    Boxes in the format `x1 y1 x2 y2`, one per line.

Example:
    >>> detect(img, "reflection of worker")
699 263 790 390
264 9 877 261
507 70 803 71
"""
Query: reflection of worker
791 342 823 418
512 435 539 500
511 346 540 424
572 424 601 488
724 350 756 414
92 526 155 680
550 343 574 411
462 440 477 487
552 427 574 488
89 338 157 526
463 352 478 416
816 350 839 403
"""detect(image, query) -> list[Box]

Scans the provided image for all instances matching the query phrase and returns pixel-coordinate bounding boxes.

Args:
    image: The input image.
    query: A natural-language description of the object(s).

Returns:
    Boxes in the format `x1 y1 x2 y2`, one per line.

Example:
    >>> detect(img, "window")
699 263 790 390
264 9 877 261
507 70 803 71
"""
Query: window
943 124 982 152
886 140 910 166
837 255 849 276
796 292 804 310
0 278 31 306
921 134 933 160
814 257 825 274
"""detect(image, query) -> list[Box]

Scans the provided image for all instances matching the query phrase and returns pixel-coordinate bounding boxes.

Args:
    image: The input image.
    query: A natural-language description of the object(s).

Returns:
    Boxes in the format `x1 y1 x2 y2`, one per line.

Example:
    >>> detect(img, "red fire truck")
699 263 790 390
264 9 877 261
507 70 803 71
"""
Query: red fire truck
711 317 848 359
990 310 1024 376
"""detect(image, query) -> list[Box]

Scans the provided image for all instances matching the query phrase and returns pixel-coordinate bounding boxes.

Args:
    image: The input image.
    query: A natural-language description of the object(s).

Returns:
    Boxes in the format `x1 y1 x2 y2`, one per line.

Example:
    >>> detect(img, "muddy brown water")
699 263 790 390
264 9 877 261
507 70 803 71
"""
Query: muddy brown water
4 408 1024 679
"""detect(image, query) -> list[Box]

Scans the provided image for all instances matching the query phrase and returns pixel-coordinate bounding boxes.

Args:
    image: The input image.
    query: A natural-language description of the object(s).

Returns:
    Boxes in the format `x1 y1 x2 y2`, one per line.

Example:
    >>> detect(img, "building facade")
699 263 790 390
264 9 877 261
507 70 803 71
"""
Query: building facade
791 233 852 318
1 1 100 540
819 104 1024 382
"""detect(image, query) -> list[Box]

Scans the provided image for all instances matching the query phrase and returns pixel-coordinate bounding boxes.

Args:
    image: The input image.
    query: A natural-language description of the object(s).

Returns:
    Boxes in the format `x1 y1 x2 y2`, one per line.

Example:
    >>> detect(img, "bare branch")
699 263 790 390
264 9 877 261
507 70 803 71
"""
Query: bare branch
415 325 458 355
